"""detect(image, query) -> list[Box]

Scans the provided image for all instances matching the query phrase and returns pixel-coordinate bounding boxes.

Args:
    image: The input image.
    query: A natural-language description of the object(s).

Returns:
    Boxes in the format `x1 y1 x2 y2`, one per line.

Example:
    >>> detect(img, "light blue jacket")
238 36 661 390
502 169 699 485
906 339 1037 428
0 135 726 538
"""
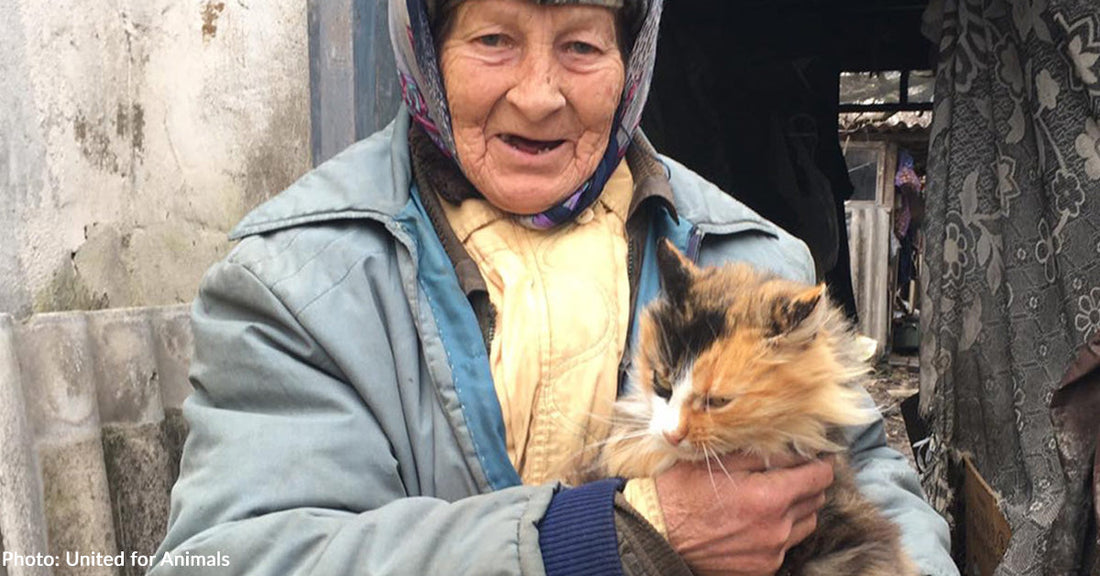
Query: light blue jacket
152 112 957 576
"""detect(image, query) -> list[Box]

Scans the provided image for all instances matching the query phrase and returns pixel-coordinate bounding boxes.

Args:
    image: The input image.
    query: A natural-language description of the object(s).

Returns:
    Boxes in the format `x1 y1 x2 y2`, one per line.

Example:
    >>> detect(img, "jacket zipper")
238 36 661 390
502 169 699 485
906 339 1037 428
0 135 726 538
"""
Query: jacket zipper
618 234 640 393
627 237 636 290
686 226 704 263
486 303 496 352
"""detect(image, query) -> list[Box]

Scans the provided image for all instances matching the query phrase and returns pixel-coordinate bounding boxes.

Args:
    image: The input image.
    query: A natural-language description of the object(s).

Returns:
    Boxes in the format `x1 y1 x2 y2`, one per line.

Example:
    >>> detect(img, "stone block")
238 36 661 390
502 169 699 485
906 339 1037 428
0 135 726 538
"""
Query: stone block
0 306 195 576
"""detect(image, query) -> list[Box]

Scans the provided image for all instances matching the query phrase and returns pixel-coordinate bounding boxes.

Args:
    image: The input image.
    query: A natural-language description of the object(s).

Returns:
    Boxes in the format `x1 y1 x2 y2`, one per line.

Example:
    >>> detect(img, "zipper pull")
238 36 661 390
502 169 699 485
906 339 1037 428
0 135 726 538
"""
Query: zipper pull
686 226 703 263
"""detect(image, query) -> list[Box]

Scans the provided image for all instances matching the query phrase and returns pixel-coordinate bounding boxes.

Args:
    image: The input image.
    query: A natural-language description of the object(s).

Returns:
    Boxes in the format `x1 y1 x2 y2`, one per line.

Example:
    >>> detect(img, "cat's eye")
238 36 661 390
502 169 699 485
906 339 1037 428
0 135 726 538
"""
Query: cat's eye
652 371 672 400
705 396 732 410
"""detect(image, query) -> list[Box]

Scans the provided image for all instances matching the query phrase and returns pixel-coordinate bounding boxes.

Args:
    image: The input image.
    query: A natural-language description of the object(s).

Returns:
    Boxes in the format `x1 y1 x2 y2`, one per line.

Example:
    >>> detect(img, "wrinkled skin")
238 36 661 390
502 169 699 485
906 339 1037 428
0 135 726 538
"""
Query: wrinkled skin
439 0 625 214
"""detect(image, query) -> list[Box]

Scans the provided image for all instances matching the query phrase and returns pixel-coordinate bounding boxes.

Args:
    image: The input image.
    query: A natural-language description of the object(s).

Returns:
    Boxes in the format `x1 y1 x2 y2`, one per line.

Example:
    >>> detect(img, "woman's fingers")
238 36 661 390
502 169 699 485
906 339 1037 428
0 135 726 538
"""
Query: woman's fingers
788 489 828 525
748 455 834 503
788 509 820 549
657 453 837 576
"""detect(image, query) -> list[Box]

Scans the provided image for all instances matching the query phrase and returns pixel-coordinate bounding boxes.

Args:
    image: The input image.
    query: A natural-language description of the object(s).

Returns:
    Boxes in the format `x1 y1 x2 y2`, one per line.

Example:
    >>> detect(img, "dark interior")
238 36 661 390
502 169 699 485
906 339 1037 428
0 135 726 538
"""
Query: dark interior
642 0 933 319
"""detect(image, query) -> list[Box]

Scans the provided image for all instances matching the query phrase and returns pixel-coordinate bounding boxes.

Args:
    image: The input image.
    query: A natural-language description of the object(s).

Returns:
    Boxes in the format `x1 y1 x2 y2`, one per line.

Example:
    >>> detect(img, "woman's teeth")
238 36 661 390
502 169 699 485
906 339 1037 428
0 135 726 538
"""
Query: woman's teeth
502 135 563 154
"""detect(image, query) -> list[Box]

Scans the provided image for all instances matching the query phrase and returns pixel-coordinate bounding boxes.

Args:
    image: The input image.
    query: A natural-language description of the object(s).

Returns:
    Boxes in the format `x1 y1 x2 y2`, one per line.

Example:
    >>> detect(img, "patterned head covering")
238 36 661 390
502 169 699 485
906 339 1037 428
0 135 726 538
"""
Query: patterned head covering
389 0 664 229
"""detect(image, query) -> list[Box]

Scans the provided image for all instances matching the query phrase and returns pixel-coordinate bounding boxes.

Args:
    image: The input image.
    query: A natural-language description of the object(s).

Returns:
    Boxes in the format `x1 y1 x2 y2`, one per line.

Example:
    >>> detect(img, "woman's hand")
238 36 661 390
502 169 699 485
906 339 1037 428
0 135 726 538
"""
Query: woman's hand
654 453 834 576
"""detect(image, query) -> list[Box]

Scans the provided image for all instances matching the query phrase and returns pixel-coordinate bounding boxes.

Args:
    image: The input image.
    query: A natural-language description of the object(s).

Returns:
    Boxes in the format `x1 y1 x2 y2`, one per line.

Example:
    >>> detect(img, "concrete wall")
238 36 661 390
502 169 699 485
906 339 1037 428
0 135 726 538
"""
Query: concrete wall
0 0 311 319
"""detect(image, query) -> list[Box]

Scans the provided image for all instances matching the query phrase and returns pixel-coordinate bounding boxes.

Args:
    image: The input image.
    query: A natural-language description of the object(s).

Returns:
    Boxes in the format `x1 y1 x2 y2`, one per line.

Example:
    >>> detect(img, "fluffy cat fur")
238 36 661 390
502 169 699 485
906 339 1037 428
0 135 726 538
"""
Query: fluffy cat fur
599 239 917 576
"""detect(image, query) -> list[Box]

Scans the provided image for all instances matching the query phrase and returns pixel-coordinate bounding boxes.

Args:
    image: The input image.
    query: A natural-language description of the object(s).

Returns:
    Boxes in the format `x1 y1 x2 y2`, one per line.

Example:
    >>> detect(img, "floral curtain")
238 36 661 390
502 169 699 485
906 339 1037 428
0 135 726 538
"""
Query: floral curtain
920 0 1100 574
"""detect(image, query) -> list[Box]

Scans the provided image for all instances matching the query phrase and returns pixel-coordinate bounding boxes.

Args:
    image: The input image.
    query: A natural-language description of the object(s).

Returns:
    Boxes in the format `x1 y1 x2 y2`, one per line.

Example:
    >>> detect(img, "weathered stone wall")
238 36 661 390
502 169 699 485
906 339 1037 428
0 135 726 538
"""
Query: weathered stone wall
0 0 311 318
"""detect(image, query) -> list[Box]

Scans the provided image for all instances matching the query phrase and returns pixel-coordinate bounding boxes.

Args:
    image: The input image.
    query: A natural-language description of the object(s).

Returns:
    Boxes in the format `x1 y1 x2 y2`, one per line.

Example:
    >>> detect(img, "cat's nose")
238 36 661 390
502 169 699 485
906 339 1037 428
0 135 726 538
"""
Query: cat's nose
663 430 686 446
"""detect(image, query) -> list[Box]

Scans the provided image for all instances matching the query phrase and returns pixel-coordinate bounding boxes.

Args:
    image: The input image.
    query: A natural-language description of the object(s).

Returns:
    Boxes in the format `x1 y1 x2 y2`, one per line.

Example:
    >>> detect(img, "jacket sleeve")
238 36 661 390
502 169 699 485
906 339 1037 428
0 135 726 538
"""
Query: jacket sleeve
151 258 569 576
846 404 959 576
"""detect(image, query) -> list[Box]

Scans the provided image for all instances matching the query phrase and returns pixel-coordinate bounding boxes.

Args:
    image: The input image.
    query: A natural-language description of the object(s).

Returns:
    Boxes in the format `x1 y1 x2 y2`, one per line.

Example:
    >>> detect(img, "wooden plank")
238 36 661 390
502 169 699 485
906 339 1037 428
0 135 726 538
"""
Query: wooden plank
309 0 356 166
963 455 1011 575
354 0 401 140
882 142 897 210
846 203 892 355
871 205 891 350
309 0 400 166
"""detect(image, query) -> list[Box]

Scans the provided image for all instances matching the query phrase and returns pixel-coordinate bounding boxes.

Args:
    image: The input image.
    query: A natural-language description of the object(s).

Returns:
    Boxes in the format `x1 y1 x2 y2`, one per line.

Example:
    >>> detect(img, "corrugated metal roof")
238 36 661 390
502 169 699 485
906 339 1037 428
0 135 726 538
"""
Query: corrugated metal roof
839 111 934 133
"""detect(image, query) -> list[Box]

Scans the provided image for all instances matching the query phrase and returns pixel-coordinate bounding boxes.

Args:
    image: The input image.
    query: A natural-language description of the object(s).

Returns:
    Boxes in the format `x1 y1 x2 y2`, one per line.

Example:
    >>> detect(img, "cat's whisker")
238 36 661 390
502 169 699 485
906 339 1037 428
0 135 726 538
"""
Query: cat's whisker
585 411 650 426
607 416 654 426
709 444 734 482
559 426 652 468
702 445 726 510
580 430 653 452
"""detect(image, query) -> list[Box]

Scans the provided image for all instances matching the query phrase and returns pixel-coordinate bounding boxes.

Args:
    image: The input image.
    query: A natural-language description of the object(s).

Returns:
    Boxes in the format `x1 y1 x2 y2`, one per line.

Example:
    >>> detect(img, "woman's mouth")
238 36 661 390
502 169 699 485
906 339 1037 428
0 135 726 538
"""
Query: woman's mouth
500 134 565 155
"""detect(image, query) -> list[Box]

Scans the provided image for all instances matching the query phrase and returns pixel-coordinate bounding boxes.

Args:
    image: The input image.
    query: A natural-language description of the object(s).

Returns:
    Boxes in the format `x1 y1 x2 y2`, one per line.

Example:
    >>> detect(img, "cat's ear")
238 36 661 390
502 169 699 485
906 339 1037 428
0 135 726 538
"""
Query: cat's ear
657 239 697 301
771 284 826 335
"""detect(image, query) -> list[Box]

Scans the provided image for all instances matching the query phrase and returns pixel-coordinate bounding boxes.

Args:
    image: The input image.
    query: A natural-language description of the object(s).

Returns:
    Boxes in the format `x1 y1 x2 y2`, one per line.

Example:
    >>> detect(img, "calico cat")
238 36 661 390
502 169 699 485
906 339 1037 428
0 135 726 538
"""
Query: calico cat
600 240 917 576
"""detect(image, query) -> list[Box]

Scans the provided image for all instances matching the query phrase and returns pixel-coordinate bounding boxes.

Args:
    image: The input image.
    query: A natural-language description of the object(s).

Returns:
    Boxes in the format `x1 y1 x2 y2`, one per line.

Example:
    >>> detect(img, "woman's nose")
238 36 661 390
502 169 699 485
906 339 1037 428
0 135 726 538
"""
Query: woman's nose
505 51 566 122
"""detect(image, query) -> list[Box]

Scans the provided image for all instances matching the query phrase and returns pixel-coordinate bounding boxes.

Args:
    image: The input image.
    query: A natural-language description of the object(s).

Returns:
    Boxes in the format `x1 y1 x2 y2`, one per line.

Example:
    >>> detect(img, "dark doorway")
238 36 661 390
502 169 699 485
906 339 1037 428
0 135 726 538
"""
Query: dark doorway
641 0 934 323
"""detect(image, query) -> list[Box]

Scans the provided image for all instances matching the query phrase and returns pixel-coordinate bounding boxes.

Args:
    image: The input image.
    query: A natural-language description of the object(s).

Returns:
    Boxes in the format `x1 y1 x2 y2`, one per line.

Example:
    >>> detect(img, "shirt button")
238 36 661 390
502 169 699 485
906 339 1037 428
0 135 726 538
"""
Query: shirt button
576 208 595 224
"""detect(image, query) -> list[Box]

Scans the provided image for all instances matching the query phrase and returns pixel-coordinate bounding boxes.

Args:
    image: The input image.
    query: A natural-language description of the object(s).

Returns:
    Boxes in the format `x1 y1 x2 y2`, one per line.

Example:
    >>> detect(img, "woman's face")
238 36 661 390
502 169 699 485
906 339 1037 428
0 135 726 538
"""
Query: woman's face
439 0 625 214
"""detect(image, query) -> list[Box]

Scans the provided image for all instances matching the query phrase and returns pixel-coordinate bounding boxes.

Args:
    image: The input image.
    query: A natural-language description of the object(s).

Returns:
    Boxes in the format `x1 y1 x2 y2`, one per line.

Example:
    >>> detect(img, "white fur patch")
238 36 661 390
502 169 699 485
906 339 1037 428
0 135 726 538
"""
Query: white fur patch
649 370 692 443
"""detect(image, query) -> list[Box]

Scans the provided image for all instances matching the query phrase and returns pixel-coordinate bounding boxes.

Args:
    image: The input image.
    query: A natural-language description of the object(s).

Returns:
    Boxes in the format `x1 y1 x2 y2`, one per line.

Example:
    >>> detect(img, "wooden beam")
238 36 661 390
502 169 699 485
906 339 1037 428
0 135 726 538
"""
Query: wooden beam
308 0 401 167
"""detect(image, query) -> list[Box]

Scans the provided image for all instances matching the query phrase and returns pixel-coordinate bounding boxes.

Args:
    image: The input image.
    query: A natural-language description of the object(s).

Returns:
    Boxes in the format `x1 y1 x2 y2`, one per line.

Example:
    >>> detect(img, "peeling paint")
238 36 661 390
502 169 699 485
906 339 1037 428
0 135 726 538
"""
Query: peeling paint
73 113 120 174
201 2 226 41
33 259 110 314
131 104 144 152
113 103 145 152
115 105 128 138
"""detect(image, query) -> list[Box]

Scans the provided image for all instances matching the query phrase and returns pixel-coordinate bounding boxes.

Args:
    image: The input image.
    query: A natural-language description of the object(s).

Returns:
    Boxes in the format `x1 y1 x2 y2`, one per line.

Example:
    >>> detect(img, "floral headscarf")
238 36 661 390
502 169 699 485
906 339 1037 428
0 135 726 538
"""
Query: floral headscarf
389 0 664 229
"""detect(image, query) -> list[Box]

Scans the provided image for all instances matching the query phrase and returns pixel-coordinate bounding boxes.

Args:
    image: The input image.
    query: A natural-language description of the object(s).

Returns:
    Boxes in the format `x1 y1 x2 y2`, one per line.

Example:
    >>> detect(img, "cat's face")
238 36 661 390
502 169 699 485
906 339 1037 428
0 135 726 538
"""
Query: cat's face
601 241 872 477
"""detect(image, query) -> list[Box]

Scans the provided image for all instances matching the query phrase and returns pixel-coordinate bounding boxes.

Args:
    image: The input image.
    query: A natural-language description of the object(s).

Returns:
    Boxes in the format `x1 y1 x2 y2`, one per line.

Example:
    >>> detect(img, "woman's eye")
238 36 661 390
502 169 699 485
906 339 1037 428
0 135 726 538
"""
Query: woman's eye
566 41 599 55
476 34 507 48
652 371 672 400
705 396 732 410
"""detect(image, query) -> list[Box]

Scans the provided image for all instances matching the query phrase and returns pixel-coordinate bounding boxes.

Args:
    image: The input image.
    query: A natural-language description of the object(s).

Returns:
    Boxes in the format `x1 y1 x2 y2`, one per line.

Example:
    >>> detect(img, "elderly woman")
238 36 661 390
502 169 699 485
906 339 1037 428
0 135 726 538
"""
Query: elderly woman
153 0 956 575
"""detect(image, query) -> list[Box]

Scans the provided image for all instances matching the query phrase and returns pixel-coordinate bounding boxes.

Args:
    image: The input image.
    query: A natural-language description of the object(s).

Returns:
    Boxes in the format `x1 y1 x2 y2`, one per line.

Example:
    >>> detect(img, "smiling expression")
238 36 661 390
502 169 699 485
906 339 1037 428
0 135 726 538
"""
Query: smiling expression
438 0 625 214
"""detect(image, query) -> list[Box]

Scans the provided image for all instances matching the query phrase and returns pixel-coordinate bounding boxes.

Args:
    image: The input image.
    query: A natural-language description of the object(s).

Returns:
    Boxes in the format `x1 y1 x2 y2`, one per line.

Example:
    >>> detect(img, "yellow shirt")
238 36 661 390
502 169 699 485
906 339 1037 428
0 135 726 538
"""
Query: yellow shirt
440 160 667 536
